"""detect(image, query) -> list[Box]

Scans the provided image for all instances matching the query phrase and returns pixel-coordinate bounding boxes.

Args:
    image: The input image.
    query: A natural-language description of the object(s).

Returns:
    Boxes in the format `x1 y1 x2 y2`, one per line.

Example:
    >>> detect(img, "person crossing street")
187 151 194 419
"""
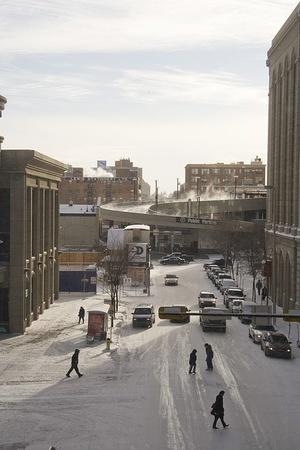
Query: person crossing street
66 349 83 378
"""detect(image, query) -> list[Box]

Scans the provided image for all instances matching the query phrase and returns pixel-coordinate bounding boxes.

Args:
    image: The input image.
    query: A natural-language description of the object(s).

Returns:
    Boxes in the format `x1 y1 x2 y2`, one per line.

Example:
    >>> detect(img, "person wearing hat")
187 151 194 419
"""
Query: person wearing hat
66 349 83 378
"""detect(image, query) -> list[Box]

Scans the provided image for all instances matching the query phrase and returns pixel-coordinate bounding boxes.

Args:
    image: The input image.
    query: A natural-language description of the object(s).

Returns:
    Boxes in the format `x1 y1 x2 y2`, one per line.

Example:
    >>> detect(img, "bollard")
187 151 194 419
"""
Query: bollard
106 337 111 351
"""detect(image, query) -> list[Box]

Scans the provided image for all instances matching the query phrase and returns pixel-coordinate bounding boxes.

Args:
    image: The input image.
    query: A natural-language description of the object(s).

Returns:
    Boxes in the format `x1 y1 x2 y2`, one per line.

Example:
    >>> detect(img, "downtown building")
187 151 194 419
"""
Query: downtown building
0 96 67 333
185 157 265 198
266 3 300 310
61 158 150 205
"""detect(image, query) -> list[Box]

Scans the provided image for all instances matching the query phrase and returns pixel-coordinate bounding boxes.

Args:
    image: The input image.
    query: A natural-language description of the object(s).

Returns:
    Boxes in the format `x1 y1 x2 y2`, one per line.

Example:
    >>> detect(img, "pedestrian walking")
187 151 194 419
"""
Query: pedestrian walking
256 279 262 296
211 390 229 429
205 343 214 370
189 349 197 374
66 349 83 378
78 306 85 324
262 286 268 302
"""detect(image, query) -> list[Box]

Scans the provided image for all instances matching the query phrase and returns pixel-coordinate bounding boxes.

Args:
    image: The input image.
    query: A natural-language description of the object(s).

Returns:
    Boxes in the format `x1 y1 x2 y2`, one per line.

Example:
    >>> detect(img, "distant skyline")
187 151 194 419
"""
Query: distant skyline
0 0 297 193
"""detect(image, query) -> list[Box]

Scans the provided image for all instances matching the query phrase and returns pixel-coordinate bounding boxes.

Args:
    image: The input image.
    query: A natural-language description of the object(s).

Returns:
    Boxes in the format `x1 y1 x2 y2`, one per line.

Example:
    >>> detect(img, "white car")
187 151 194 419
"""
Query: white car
248 323 277 343
198 291 217 308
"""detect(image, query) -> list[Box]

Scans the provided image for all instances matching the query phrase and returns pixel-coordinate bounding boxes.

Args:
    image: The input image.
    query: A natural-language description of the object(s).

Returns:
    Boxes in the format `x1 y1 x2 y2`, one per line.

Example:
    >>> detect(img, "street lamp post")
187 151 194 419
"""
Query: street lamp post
155 180 158 211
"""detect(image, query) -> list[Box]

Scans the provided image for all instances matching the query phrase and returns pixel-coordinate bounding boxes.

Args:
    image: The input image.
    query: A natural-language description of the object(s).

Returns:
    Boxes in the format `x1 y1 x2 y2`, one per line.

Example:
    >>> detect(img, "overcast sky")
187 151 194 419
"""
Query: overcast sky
0 0 297 193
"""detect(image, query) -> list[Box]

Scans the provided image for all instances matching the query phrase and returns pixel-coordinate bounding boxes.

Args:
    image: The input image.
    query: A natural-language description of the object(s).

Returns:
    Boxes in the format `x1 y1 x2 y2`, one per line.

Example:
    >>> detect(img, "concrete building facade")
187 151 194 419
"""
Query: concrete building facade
266 3 300 311
185 157 265 197
0 149 66 333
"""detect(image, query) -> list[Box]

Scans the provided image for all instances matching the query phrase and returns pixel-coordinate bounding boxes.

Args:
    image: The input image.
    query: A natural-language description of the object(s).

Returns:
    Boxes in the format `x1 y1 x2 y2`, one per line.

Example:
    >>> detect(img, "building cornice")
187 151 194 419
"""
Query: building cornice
267 4 300 59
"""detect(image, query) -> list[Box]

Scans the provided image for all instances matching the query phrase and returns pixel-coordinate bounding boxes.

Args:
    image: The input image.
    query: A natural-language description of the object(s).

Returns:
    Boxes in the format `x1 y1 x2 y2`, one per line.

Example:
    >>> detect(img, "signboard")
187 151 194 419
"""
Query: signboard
175 217 218 225
128 243 147 263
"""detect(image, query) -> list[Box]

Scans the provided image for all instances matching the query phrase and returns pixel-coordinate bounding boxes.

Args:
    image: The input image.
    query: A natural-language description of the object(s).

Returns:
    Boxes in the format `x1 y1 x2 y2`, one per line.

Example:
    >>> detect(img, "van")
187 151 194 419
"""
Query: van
240 301 257 324
200 307 227 332
158 305 190 323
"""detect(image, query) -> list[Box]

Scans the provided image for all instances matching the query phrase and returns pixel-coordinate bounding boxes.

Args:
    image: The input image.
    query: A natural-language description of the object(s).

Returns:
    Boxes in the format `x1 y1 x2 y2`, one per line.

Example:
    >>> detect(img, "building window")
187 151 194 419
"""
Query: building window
191 168 198 175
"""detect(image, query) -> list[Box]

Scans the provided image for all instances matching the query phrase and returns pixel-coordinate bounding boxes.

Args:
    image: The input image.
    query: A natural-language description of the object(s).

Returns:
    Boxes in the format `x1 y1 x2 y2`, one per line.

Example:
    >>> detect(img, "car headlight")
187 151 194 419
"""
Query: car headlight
269 347 273 350
287 349 291 352
257 333 262 338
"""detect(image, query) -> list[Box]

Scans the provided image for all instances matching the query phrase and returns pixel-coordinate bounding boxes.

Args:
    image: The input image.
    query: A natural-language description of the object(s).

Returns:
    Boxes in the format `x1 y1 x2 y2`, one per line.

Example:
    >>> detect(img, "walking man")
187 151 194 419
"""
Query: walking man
262 286 268 302
66 349 83 378
189 349 197 374
256 279 262 296
78 306 85 324
211 390 229 429
205 343 214 370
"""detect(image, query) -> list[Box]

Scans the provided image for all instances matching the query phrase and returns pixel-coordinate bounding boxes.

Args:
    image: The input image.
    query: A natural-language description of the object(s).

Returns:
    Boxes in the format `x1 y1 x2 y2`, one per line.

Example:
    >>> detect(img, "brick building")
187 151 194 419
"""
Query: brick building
185 157 265 197
61 158 150 204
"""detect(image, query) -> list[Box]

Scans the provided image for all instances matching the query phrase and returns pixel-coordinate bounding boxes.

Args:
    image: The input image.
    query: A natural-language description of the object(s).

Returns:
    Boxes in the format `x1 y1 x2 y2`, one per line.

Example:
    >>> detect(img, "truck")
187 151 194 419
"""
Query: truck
239 301 257 324
200 307 228 332
164 274 179 286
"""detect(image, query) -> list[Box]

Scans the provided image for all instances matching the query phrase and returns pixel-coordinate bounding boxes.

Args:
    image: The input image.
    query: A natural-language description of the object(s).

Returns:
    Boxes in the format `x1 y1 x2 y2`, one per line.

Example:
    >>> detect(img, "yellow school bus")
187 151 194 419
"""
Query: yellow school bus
158 305 190 323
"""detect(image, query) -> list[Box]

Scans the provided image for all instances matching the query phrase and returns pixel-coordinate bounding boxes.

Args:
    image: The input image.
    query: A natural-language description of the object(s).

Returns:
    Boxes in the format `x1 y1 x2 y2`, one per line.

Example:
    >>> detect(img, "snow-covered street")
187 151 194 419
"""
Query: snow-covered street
1 261 300 450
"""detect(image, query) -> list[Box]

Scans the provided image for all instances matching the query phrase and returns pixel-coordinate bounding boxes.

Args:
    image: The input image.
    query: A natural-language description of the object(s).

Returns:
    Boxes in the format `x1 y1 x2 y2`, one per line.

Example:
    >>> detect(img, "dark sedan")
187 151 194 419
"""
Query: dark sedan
160 256 186 265
261 332 292 358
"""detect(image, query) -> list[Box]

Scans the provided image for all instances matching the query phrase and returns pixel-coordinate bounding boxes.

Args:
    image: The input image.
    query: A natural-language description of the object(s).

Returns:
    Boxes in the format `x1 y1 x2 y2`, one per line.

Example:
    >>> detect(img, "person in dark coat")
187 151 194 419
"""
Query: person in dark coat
256 279 262 296
189 349 197 374
66 349 83 378
78 306 85 324
211 390 229 429
205 343 214 370
262 286 268 302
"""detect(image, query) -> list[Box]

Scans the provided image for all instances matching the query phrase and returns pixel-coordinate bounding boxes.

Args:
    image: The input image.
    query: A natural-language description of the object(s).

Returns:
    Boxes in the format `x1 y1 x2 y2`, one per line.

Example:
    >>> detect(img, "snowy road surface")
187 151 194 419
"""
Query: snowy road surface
1 261 300 450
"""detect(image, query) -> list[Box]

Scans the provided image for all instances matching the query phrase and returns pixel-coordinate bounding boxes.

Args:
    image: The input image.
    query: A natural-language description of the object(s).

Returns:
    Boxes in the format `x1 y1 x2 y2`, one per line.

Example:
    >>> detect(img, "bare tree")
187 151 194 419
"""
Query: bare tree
214 223 245 278
240 224 265 302
97 246 129 319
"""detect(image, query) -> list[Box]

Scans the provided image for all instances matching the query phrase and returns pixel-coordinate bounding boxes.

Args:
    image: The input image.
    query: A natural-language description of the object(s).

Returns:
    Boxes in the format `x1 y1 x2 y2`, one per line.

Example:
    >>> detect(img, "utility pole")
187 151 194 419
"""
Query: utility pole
197 178 201 218
155 180 158 211
234 175 238 199
176 178 180 200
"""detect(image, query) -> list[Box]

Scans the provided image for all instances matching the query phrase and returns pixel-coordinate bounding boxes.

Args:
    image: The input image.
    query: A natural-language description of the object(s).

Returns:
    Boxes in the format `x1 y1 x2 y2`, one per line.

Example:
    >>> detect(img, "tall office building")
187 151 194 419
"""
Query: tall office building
266 3 300 309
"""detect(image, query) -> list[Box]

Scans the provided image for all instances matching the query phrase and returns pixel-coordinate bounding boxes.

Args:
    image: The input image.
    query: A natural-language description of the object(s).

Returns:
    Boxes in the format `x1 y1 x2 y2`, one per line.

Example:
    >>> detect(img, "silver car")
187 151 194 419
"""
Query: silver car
248 323 277 344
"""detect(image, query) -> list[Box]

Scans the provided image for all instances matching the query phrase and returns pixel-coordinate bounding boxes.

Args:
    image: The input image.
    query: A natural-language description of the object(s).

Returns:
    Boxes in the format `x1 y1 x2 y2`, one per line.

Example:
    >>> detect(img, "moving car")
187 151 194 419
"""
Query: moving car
249 323 277 344
231 299 244 314
132 304 155 328
158 305 190 323
261 332 292 358
160 256 186 265
164 274 179 286
180 254 194 262
200 307 227 332
198 291 217 308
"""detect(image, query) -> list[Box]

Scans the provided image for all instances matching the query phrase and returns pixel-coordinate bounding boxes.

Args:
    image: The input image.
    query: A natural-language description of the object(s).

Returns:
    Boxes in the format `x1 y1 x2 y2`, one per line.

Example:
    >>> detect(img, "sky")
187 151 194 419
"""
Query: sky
0 0 298 193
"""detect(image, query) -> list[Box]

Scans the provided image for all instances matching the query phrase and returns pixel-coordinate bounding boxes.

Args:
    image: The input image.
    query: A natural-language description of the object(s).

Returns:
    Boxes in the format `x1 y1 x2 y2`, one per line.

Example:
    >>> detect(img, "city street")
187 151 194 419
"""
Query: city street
1 260 300 450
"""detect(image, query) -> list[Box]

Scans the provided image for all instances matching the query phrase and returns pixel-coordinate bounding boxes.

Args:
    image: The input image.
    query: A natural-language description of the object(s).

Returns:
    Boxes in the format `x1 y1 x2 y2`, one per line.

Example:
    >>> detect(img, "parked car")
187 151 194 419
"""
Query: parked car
160 256 186 265
211 258 225 268
224 288 245 307
132 304 155 328
164 274 179 286
198 291 217 308
206 265 219 277
209 267 223 283
215 272 232 288
261 332 292 358
219 279 237 294
180 254 194 262
249 323 277 344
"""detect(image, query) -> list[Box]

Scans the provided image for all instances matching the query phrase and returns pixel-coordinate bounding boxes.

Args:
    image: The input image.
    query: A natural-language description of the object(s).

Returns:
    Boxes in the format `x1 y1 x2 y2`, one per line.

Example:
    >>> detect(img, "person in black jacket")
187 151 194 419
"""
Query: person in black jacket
78 306 85 324
189 349 197 374
211 390 229 429
205 343 214 370
66 349 83 378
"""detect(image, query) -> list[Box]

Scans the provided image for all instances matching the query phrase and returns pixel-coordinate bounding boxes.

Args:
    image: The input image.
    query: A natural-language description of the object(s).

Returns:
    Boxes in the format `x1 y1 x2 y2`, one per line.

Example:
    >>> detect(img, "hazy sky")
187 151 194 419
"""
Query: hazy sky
0 0 297 193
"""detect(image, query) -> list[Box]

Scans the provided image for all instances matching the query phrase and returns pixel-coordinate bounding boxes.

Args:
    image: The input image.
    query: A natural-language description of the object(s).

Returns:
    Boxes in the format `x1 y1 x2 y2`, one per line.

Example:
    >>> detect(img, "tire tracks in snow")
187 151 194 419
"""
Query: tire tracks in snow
215 350 267 450
157 335 186 450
